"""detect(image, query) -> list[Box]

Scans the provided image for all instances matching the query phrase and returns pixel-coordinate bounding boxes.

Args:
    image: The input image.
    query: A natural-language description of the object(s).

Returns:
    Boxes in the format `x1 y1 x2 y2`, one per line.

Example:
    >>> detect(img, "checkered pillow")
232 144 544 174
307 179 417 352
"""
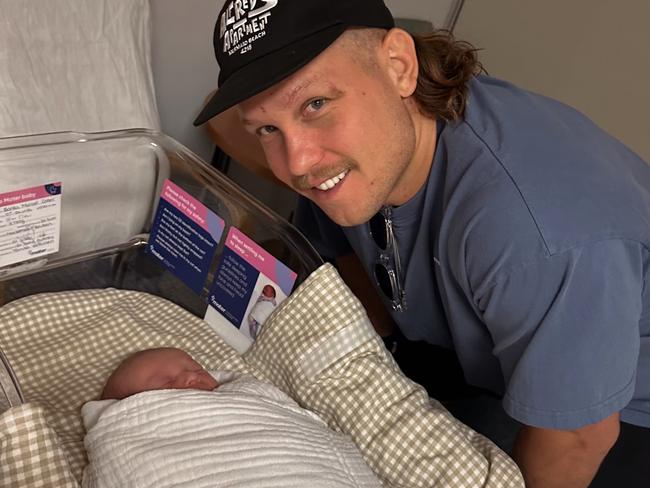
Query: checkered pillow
245 263 524 488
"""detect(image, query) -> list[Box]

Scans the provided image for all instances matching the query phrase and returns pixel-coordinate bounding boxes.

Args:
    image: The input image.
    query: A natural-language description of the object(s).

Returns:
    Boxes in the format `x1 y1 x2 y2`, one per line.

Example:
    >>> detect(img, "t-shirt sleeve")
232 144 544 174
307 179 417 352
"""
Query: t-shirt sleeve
292 196 352 260
478 239 644 429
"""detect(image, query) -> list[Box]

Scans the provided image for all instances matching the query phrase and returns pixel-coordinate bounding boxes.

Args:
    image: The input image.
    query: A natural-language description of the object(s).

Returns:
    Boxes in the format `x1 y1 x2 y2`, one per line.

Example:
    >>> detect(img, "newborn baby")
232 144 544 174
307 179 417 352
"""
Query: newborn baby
82 348 382 488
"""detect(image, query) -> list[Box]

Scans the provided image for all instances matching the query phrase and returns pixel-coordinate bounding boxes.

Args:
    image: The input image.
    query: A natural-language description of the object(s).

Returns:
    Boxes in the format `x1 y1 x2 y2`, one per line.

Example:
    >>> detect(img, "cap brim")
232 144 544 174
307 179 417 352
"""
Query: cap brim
193 24 347 126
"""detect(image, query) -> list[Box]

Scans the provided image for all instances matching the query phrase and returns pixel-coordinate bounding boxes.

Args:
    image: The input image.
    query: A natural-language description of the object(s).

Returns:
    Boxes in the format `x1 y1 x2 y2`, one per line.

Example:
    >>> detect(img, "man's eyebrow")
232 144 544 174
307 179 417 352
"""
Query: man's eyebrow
240 117 256 128
240 78 320 125
282 77 317 109
240 80 343 126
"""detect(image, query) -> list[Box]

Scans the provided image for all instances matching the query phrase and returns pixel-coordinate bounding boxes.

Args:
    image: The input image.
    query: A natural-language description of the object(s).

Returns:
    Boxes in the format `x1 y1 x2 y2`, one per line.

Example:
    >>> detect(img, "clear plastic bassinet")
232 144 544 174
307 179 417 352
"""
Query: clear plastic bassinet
0 129 322 412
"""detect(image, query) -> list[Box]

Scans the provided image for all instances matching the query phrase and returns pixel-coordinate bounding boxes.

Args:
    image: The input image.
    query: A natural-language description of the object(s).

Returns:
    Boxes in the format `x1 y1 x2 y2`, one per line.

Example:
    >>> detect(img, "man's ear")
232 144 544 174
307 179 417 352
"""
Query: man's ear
380 28 418 98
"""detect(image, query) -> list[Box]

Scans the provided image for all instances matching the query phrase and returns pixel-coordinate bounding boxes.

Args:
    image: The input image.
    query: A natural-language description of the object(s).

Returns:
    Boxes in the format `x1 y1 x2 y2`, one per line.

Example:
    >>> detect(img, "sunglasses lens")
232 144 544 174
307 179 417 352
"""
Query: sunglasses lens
369 213 388 250
374 263 394 301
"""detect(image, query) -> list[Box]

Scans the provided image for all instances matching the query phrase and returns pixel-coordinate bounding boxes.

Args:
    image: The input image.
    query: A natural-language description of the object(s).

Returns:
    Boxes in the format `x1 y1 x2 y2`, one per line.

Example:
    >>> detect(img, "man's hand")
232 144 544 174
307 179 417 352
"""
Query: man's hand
513 411 620 488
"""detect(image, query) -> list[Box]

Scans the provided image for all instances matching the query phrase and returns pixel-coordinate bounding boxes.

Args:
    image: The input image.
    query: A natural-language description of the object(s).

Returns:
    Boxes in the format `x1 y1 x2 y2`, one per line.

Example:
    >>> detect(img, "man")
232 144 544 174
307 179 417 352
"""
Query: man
193 1 650 486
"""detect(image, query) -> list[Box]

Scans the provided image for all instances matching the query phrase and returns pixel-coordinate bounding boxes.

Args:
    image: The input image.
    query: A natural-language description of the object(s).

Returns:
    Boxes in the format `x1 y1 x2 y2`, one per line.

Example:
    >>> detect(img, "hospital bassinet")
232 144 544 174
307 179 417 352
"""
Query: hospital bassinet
0 130 523 487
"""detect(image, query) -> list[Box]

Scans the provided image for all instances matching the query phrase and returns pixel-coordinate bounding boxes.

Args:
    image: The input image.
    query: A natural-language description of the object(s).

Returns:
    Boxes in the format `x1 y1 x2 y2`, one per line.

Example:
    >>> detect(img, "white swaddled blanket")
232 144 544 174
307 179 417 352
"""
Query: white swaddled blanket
81 374 382 488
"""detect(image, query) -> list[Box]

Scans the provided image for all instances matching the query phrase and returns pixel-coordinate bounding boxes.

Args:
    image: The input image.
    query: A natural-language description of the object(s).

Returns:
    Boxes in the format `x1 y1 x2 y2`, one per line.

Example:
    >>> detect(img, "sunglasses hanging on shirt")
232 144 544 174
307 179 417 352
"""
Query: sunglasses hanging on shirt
369 206 407 312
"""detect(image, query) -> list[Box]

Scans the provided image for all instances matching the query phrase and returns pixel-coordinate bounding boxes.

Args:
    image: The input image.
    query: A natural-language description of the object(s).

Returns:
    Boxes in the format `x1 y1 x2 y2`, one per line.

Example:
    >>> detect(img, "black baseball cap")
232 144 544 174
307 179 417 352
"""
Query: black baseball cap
193 0 394 126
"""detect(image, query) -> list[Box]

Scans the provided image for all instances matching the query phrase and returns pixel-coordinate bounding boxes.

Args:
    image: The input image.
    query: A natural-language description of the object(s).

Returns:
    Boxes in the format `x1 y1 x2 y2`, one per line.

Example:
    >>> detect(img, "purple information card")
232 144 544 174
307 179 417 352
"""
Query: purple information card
147 180 224 294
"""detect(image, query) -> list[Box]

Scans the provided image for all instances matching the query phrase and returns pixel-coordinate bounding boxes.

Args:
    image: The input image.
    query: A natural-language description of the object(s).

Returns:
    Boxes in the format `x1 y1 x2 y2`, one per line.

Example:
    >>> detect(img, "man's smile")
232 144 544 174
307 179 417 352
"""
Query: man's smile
315 169 349 191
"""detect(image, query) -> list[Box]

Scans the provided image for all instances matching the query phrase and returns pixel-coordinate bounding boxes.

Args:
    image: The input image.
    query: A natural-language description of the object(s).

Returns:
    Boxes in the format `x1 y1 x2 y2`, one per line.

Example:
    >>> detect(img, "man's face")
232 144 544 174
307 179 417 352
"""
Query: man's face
238 34 418 226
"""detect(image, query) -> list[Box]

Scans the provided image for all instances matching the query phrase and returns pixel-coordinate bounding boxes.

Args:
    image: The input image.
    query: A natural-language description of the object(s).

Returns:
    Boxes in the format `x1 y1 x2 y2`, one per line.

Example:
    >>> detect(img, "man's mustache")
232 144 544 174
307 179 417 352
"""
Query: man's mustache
291 161 356 191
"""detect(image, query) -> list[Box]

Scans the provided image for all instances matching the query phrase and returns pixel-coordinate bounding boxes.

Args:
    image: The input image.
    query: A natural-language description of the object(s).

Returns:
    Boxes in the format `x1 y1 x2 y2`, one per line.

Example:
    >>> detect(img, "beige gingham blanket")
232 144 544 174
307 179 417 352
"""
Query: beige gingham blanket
0 403 77 488
0 264 524 487
245 263 524 488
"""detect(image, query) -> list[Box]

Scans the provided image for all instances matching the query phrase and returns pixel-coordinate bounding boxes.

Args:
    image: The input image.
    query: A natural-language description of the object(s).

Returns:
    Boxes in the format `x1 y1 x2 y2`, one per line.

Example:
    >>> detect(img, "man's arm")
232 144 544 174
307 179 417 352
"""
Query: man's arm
512 411 620 488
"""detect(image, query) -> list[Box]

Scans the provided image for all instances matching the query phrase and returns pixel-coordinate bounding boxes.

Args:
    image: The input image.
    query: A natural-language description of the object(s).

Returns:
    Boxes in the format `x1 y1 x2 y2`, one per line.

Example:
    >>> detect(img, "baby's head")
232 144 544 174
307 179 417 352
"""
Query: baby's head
101 348 219 400
262 284 276 299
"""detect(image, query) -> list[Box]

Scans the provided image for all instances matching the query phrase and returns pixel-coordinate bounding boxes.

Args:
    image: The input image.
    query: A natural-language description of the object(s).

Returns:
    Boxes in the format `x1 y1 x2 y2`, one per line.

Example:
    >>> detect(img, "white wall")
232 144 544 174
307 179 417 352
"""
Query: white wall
385 0 460 29
455 0 650 162
150 0 222 161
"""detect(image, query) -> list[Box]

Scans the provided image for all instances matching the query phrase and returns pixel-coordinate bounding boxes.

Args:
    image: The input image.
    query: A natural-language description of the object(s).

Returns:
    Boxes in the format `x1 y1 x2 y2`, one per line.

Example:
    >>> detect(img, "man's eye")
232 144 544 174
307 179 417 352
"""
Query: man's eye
258 125 277 136
306 98 326 113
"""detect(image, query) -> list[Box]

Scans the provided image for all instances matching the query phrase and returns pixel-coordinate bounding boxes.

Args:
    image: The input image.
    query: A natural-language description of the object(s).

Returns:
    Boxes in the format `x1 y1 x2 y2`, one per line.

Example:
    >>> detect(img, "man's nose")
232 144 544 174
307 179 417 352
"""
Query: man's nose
284 128 324 177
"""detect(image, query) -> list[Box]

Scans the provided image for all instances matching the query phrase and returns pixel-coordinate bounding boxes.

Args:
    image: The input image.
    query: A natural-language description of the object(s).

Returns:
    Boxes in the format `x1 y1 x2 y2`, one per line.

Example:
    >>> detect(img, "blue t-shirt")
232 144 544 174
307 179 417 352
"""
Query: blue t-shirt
295 75 650 430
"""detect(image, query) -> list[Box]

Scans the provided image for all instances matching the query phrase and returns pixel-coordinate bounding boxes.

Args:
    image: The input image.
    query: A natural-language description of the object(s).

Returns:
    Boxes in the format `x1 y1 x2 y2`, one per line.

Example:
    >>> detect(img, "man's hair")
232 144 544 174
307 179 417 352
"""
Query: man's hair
412 30 484 121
